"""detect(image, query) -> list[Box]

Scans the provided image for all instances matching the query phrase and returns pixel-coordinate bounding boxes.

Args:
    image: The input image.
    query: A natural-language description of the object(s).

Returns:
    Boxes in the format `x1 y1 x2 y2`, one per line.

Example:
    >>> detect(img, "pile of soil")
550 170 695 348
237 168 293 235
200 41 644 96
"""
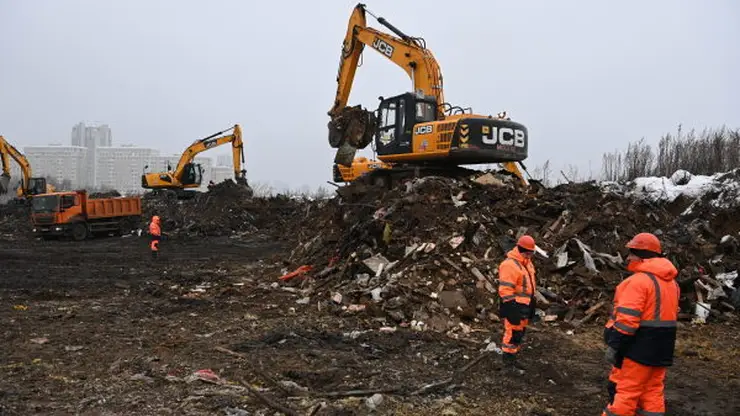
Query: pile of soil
0 203 30 239
142 180 306 238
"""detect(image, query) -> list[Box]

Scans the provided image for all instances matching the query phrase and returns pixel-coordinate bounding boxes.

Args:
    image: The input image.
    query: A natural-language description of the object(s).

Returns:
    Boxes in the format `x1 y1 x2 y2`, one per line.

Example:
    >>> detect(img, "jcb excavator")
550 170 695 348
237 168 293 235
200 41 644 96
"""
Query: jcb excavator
141 124 253 199
328 4 530 186
0 135 55 203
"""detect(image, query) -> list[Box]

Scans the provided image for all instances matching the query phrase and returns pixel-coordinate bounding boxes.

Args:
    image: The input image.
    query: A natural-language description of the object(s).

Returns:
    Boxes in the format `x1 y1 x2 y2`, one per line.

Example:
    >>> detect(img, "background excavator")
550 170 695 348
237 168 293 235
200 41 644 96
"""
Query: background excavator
0 135 55 204
141 124 253 199
328 3 531 186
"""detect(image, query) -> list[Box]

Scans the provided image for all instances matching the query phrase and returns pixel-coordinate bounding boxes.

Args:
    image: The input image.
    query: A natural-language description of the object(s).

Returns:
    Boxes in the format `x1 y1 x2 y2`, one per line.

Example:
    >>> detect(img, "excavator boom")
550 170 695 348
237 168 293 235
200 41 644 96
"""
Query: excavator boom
329 4 444 118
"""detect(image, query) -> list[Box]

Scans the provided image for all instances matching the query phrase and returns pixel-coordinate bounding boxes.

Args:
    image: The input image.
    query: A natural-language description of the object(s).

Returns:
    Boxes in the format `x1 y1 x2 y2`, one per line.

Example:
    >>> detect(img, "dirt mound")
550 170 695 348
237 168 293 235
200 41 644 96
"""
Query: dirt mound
0 203 30 239
89 190 122 198
281 172 740 332
142 180 305 238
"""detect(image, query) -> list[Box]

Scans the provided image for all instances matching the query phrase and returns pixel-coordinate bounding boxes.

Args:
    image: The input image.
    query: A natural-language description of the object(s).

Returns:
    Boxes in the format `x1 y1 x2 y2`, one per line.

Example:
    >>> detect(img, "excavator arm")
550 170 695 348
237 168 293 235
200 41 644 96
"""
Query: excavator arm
329 3 444 118
0 135 51 196
328 3 445 161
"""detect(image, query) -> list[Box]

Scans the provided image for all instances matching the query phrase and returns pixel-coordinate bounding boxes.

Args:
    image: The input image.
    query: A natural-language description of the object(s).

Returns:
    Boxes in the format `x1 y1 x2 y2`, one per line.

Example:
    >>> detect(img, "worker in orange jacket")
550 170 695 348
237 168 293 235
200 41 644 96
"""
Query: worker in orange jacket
149 215 161 258
498 235 538 374
602 232 680 416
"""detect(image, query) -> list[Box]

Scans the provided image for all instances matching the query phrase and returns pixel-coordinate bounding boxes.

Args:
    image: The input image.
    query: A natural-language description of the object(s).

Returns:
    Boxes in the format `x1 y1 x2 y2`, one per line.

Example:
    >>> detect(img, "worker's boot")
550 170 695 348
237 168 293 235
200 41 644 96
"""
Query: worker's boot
502 353 525 375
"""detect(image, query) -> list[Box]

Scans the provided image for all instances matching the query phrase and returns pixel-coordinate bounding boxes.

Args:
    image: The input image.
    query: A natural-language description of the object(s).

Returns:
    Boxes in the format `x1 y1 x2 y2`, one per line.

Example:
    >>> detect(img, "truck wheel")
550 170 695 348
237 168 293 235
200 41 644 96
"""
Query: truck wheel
71 223 88 241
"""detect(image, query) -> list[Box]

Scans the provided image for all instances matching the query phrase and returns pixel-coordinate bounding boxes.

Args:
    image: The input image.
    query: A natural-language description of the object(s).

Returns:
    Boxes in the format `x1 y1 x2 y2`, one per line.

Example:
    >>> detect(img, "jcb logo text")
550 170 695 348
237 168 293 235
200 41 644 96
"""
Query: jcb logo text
372 38 394 58
415 125 433 135
482 127 526 148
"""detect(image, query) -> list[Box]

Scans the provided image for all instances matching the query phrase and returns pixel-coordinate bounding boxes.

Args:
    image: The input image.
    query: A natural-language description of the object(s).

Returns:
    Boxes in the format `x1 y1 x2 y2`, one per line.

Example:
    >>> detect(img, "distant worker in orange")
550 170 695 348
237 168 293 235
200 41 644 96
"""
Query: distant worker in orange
149 215 161 258
602 232 680 416
498 234 538 374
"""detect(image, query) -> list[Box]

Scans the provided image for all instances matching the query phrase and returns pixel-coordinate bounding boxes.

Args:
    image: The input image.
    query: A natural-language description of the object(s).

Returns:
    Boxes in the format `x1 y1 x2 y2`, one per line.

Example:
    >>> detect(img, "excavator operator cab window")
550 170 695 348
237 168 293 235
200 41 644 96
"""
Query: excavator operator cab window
415 101 436 123
376 94 414 155
181 163 203 186
27 178 47 196
379 101 397 130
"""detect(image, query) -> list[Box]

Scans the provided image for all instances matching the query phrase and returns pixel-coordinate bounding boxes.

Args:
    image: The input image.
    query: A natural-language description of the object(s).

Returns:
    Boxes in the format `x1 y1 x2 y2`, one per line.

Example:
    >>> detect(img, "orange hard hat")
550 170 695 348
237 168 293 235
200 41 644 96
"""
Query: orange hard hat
625 232 661 254
152 215 160 222
517 235 536 251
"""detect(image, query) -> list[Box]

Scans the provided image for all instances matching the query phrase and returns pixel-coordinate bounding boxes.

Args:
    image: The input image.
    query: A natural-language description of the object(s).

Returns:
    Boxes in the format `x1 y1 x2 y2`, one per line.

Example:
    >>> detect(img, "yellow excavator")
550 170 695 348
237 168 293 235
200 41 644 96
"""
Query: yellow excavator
141 124 253 199
328 3 530 186
0 135 55 203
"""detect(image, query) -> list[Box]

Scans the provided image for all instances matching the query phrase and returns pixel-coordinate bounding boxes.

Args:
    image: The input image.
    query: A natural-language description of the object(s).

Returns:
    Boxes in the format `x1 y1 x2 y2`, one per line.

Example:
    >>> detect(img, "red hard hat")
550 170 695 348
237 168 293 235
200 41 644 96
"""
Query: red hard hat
626 232 661 254
517 235 536 251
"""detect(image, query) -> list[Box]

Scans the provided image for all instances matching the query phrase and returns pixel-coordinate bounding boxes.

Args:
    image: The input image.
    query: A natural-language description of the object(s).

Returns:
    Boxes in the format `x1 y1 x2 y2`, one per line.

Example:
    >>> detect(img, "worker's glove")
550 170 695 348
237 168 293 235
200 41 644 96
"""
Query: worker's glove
604 346 618 366
499 300 521 325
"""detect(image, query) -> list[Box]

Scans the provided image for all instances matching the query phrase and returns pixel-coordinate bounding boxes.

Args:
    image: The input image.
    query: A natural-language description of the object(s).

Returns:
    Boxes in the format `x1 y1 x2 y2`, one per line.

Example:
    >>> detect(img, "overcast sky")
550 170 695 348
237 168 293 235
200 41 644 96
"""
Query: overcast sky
1 0 738 191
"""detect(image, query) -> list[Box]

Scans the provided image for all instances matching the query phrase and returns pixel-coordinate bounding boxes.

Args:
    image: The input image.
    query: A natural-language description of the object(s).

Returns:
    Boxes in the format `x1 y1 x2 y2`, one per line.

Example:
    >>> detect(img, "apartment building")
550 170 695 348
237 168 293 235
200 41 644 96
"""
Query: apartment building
23 145 90 187
96 146 160 194
211 165 234 184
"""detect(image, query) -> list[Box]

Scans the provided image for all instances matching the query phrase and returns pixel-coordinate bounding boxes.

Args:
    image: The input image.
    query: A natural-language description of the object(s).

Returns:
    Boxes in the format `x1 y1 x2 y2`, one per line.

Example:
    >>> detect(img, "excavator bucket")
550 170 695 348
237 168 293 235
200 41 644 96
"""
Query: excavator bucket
334 142 358 167
0 173 10 194
236 178 254 197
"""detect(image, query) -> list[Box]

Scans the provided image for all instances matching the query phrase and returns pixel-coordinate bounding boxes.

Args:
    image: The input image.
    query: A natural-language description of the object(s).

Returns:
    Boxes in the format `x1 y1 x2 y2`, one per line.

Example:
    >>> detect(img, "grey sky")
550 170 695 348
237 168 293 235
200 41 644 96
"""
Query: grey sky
1 0 738 191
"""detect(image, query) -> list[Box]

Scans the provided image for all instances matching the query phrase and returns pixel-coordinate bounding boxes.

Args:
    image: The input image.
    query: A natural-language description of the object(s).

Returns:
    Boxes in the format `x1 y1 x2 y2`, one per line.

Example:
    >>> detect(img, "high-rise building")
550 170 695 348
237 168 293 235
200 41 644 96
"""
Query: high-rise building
71 122 112 147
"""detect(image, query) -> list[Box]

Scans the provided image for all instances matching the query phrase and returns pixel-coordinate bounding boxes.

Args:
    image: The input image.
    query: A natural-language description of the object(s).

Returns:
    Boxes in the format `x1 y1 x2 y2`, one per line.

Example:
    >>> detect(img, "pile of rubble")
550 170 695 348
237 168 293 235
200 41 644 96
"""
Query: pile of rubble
142 180 305 238
279 169 740 333
0 203 29 240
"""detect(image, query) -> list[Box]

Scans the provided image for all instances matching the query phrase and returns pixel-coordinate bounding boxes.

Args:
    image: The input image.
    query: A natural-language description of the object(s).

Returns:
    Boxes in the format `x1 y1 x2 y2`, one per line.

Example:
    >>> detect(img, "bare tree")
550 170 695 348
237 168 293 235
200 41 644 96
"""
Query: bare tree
601 126 740 181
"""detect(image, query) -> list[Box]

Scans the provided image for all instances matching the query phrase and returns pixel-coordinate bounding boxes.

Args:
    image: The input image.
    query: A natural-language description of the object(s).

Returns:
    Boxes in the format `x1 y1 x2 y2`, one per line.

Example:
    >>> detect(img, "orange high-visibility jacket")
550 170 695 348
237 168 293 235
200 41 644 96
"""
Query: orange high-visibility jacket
498 248 537 306
149 219 161 237
605 257 680 366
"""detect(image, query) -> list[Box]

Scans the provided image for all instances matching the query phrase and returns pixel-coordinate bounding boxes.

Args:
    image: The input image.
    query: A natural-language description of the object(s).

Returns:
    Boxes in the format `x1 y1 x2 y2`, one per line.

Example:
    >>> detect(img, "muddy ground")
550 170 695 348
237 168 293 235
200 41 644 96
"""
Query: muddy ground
1 235 738 416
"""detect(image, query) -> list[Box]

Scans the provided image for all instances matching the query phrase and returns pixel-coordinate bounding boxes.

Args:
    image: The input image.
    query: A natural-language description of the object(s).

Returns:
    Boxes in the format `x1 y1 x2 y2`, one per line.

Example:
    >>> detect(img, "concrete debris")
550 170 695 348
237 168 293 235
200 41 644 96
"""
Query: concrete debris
474 173 506 187
365 393 384 410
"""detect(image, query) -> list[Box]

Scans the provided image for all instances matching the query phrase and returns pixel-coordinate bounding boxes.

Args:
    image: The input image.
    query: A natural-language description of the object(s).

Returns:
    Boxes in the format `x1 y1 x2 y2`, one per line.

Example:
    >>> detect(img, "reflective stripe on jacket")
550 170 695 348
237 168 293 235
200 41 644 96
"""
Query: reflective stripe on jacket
605 257 680 367
498 248 536 305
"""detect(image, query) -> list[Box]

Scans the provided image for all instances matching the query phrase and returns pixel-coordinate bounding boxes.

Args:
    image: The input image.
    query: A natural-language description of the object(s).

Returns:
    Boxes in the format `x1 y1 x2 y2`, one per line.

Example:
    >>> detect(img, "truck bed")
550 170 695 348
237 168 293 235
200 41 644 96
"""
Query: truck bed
86 196 142 219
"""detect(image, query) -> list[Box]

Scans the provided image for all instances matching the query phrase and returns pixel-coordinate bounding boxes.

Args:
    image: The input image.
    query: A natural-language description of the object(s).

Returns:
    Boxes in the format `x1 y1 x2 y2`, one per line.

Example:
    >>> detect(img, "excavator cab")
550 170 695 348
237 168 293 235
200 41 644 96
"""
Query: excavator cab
26 177 48 196
375 93 437 157
179 163 203 187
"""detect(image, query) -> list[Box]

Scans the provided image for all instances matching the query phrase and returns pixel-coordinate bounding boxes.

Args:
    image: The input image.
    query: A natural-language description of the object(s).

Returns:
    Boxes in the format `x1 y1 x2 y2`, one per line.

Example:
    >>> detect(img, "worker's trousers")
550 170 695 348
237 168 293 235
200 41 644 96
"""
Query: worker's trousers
502 317 528 354
150 236 160 252
603 357 666 416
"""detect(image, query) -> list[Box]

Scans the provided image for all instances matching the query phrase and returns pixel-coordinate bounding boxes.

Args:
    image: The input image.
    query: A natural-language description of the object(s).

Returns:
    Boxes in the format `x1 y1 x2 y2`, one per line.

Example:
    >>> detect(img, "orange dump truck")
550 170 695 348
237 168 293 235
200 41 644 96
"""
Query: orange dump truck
30 190 142 240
